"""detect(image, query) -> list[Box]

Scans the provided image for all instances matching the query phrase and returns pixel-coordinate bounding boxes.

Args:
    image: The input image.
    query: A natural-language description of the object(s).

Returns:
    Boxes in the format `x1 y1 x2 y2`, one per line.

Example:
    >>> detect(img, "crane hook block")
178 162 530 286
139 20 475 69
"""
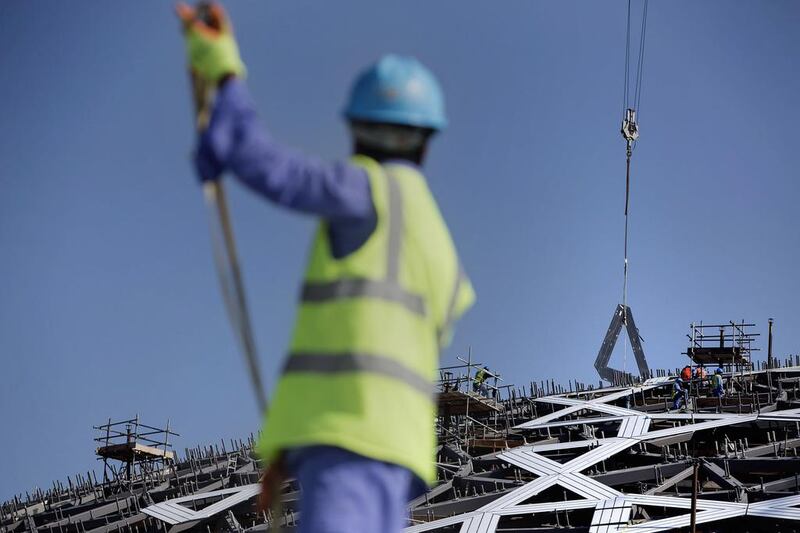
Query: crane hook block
621 108 639 143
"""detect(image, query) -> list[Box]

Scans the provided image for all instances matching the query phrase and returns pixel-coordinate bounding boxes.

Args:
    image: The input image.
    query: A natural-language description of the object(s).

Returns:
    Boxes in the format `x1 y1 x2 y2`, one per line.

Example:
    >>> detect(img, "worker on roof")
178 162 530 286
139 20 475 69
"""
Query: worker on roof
672 376 687 410
473 366 490 397
694 364 707 380
711 367 724 398
177 4 475 533
694 364 708 388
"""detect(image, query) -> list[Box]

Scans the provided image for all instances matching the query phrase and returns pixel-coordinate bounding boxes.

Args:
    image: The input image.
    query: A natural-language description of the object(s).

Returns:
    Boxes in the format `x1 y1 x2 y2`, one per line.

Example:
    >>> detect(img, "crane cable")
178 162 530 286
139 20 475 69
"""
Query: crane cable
623 0 649 121
620 0 649 374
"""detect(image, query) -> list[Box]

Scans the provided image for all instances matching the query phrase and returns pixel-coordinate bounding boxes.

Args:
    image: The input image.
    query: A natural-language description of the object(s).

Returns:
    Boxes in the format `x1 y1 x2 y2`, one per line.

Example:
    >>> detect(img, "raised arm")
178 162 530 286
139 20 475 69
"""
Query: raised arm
177 2 374 222
196 79 374 221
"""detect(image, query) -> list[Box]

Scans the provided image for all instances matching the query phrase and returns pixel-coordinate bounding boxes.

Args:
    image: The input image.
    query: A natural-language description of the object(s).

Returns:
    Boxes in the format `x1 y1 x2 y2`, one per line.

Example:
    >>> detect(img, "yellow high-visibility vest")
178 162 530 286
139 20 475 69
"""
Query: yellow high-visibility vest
258 155 474 483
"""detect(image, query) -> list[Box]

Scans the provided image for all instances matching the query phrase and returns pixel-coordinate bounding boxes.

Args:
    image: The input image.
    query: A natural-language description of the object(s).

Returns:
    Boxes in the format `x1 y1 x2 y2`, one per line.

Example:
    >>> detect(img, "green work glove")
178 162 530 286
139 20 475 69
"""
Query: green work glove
177 2 246 84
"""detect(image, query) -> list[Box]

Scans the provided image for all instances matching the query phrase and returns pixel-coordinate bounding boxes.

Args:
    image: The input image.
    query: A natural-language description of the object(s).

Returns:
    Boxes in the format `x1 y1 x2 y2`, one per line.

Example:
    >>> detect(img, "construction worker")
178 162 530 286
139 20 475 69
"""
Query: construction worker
672 376 687 410
177 4 475 533
473 366 489 396
694 364 707 382
711 367 724 397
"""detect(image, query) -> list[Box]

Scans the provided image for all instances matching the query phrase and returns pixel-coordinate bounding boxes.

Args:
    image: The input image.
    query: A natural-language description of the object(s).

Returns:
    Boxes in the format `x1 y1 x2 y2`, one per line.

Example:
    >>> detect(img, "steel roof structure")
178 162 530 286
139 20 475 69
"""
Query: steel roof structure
6 354 800 532
408 374 800 532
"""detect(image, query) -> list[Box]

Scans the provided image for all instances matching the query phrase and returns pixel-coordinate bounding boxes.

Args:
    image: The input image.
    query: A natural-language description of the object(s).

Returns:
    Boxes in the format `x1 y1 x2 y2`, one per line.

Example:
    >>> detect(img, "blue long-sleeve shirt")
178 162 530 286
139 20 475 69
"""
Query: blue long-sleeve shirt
195 78 378 258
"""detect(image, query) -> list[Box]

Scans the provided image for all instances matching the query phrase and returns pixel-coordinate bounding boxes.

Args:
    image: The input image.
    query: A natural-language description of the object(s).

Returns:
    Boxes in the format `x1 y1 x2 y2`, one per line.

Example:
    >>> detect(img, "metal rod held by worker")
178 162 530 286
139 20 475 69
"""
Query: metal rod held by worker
186 5 268 415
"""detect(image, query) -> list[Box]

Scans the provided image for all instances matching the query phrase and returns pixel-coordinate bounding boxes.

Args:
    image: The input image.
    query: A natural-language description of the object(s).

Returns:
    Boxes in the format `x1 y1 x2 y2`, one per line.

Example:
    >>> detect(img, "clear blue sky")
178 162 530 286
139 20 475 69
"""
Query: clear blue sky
1 1 798 500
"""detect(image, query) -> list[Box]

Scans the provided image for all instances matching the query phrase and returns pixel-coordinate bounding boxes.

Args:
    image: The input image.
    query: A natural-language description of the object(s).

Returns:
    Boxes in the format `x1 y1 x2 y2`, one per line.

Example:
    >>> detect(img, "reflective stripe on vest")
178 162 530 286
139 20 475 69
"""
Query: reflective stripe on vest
298 171 426 317
301 279 425 316
385 170 402 282
284 352 434 397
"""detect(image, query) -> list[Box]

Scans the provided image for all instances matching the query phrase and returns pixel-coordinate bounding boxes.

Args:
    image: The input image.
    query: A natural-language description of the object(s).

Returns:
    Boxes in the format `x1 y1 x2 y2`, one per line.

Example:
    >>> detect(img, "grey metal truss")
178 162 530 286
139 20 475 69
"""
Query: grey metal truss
595 304 650 384
407 378 800 533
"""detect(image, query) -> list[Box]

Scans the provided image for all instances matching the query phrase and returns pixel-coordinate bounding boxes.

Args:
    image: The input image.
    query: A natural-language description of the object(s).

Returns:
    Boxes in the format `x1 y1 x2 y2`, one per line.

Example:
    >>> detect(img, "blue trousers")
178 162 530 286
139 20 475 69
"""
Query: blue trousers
286 446 422 533
672 391 686 409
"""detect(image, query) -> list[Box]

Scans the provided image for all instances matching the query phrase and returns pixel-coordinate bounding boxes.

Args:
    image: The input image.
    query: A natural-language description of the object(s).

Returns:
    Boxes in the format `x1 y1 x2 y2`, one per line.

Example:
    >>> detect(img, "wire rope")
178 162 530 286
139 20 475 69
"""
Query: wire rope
620 0 649 376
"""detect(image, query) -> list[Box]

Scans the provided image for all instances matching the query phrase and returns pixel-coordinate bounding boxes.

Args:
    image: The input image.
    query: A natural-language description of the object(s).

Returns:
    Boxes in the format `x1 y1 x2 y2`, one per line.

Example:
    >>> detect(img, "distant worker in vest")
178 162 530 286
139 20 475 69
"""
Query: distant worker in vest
695 364 707 381
672 376 687 410
711 367 724 397
473 366 490 396
178 5 475 533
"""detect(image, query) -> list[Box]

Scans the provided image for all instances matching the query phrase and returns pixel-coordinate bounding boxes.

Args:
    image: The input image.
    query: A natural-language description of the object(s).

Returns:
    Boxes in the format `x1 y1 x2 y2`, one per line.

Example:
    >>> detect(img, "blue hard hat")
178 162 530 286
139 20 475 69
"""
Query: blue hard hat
343 54 447 131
